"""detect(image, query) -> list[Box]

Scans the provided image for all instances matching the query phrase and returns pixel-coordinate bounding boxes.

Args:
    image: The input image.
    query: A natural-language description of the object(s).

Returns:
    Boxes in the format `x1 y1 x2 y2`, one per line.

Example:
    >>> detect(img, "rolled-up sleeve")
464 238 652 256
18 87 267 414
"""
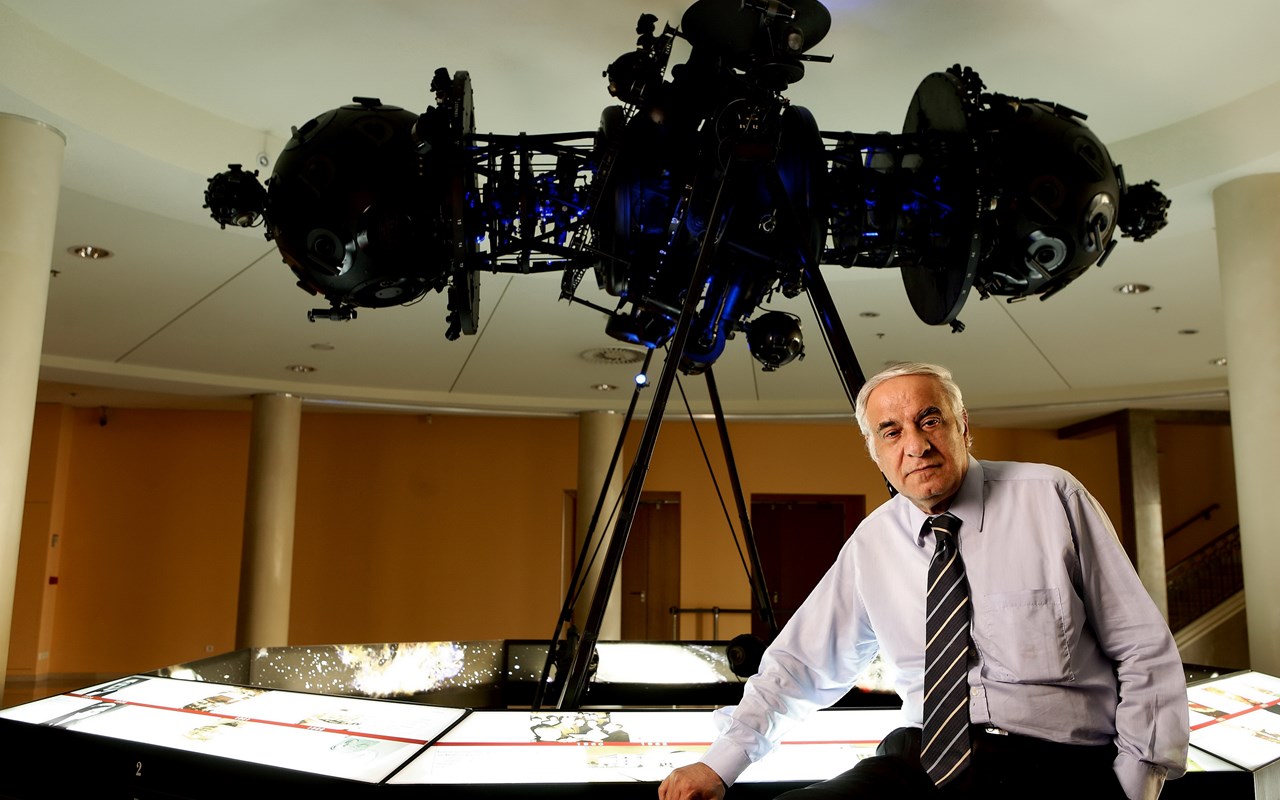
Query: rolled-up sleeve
1066 486 1189 795
700 539 880 786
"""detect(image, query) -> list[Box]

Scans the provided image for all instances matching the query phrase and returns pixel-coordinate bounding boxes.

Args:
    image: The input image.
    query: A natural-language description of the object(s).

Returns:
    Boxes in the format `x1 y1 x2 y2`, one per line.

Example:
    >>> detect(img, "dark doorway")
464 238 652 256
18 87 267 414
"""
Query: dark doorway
568 492 681 642
750 494 865 639
621 495 681 640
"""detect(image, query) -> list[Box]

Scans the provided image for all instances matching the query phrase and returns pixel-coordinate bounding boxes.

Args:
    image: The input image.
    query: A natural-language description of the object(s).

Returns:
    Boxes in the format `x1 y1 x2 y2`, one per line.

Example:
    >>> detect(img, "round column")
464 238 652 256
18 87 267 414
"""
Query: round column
235 393 302 649
1213 174 1280 674
0 115 64 701
574 411 625 639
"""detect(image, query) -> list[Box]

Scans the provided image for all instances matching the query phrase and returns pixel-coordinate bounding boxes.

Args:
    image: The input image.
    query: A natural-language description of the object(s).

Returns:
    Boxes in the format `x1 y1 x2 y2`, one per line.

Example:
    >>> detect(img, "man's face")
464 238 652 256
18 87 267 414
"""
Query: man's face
864 374 970 514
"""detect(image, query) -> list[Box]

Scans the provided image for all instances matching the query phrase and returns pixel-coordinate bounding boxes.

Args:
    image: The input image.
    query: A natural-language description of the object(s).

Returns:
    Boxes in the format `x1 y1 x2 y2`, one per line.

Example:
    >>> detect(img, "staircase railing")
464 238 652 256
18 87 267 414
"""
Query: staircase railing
1165 526 1242 632
1164 503 1220 540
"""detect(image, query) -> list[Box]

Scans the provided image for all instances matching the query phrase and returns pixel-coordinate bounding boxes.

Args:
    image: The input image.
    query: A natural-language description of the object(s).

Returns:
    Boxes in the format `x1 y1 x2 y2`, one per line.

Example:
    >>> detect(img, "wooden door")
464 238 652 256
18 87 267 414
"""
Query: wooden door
567 492 681 641
750 494 864 639
621 497 681 640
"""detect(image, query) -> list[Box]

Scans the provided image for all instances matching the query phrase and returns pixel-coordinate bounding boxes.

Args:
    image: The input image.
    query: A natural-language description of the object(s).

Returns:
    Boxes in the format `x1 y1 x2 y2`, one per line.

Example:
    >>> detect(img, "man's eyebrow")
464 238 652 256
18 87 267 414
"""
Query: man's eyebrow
876 419 898 432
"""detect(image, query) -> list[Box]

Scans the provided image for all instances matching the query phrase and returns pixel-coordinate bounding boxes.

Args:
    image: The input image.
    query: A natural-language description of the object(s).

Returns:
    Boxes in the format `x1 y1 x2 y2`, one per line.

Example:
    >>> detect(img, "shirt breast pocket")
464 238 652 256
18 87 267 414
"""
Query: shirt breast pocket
974 588 1075 684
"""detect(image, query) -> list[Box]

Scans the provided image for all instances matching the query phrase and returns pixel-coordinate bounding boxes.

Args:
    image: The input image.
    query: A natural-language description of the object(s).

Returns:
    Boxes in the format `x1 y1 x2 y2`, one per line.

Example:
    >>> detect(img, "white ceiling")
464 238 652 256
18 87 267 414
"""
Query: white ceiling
4 0 1277 428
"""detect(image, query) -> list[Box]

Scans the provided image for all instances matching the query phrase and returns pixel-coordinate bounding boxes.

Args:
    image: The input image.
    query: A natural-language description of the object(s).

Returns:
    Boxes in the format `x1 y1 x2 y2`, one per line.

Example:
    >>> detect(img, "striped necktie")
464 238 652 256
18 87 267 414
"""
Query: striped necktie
922 512 971 787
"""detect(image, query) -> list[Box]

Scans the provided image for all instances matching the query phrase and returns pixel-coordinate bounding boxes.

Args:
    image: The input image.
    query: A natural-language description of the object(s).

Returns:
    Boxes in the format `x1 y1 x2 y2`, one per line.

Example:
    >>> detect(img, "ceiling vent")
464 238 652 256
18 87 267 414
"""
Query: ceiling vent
580 346 647 365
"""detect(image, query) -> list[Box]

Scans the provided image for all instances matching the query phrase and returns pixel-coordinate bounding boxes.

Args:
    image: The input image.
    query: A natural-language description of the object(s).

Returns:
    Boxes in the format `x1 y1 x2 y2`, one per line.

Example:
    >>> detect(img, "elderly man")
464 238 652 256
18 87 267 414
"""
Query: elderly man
659 362 1187 800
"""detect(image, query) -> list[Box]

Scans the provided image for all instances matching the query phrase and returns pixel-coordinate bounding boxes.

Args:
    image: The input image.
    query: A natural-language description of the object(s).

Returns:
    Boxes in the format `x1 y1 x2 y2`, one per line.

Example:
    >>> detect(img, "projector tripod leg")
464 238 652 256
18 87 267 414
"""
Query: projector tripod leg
554 166 737 710
704 366 779 639
531 350 654 710
803 263 867 406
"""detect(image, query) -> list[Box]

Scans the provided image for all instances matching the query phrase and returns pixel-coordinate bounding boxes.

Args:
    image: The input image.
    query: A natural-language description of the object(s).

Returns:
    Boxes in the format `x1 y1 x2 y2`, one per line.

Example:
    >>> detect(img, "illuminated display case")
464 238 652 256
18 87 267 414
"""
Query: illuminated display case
0 644 1265 798
0 670 899 798
141 640 896 709
1185 670 1280 798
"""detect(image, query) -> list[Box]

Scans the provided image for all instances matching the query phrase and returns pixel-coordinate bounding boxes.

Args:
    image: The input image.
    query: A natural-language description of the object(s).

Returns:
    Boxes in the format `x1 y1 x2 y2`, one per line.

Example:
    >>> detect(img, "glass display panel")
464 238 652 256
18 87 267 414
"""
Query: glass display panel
0 674 465 782
594 642 737 685
392 707 903 785
1187 670 1280 771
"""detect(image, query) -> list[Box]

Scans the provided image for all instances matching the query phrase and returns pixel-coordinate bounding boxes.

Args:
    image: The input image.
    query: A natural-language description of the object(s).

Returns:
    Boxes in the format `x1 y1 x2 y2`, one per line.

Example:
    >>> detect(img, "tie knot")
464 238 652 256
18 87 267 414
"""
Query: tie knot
926 512 961 546
929 512 961 534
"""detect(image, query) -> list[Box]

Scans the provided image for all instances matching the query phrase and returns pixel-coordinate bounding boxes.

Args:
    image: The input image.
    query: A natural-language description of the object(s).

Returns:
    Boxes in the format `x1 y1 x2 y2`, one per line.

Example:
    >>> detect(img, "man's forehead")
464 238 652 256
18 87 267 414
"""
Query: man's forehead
867 375 949 413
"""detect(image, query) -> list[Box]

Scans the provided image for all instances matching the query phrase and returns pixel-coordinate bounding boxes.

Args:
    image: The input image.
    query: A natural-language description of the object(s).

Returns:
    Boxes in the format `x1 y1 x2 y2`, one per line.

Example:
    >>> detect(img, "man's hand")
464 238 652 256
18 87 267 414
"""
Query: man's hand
658 762 727 800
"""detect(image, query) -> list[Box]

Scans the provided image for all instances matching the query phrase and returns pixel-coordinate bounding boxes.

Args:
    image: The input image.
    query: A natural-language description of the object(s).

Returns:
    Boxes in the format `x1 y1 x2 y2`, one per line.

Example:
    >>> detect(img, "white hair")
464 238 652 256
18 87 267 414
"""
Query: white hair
854 362 971 459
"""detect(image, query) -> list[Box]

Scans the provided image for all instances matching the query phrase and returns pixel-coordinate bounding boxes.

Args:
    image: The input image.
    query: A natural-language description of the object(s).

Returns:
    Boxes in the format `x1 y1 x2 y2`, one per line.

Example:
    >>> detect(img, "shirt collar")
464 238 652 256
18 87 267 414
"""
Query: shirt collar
947 455 985 534
910 455 985 545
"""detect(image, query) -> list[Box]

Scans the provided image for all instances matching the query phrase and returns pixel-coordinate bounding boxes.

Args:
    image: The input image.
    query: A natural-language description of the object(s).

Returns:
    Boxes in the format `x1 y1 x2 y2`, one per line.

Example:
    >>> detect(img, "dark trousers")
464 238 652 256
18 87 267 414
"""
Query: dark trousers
773 726 1127 800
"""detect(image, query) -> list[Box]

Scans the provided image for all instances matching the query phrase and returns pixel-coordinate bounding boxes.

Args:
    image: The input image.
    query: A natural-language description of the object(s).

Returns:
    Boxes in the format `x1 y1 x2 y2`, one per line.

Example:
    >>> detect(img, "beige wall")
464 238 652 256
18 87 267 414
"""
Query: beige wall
1158 423 1238 565
7 404 1229 678
42 407 250 675
290 413 578 646
10 404 72 678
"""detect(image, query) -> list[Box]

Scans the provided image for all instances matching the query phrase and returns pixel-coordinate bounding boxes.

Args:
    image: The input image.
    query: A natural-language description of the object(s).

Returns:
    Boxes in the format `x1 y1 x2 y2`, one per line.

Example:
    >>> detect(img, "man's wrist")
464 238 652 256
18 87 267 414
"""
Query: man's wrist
1113 752 1167 800
700 739 752 789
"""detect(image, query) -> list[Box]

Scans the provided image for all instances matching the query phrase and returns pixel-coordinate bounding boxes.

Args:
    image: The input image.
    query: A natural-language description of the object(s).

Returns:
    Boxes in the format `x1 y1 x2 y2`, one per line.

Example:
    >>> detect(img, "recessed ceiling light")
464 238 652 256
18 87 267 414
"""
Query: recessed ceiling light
1177 329 1198 335
286 364 316 373
591 383 617 392
1114 283 1150 294
67 244 113 260
310 343 336 351
859 311 880 318
1209 357 1228 367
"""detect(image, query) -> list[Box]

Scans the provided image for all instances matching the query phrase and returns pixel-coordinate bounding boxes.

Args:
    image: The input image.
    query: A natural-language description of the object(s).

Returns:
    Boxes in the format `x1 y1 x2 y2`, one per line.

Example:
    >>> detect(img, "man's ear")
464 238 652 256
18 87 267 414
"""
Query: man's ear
961 408 972 448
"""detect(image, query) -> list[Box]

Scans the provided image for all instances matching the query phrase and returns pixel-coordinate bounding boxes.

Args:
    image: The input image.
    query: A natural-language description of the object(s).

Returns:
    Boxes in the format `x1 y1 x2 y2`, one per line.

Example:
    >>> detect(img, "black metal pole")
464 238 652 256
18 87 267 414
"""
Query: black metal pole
555 168 735 710
803 264 867 406
531 348 654 710
703 366 779 638
805 265 899 498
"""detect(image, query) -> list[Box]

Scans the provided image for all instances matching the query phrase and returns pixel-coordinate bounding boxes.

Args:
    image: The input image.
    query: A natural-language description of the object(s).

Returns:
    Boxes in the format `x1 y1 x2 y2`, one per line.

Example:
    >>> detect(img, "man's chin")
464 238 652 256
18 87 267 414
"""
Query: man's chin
903 478 956 507
906 474 944 494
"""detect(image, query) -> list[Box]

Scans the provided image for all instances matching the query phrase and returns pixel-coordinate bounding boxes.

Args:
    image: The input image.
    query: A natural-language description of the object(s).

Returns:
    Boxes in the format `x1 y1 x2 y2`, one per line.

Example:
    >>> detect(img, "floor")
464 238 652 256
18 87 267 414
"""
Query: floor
1 674 116 709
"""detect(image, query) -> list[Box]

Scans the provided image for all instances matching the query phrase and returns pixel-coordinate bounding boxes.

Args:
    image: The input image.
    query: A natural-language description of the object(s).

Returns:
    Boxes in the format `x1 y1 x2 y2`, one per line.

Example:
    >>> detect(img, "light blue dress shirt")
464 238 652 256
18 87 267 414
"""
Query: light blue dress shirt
701 458 1189 800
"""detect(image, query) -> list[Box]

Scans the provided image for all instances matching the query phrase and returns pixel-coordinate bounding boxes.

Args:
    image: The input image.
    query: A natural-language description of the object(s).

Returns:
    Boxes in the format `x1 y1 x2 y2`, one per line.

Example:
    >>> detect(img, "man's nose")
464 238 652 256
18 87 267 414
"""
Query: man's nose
903 428 932 458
